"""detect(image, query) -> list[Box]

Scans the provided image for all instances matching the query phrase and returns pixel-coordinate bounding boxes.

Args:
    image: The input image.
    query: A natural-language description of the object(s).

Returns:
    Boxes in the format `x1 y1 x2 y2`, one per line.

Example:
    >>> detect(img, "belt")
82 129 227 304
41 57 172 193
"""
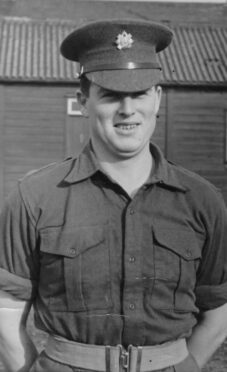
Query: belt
45 335 188 372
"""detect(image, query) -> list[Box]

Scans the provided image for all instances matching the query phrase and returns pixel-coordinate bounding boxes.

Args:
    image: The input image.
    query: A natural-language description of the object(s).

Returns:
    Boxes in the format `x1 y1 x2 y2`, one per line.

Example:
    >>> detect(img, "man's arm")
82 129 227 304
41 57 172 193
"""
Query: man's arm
187 302 227 369
0 290 38 372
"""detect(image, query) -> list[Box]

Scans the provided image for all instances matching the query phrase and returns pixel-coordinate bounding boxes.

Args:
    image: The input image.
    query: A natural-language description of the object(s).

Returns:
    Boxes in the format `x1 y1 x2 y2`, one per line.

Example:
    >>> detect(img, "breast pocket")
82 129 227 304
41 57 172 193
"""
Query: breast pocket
39 225 113 312
151 226 202 312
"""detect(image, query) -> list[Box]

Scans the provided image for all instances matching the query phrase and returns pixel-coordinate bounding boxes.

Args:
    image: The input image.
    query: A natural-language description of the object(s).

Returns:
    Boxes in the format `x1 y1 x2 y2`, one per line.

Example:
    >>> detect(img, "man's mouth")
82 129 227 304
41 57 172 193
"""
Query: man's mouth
114 122 140 130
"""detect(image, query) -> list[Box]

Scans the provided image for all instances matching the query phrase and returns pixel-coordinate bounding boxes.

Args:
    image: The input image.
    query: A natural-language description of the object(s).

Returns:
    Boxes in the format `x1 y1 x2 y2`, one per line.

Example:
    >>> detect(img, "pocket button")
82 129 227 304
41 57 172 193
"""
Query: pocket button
70 248 76 255
186 249 192 258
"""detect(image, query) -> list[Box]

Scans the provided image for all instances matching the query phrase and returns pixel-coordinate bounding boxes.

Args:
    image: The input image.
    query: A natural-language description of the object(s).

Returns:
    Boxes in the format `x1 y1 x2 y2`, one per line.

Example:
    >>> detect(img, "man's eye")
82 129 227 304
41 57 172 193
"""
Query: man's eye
102 92 119 100
103 92 113 98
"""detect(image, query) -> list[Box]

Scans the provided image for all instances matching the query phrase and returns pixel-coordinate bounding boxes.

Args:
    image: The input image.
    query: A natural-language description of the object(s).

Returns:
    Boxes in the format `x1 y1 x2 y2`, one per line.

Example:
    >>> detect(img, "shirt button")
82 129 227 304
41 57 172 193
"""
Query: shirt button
129 208 135 215
70 248 76 255
129 256 136 263
129 303 135 310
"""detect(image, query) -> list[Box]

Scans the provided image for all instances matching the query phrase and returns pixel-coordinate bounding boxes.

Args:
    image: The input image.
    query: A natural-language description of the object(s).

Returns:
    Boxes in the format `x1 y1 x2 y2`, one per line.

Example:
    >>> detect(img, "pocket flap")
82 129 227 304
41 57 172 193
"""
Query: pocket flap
153 225 202 260
40 225 105 258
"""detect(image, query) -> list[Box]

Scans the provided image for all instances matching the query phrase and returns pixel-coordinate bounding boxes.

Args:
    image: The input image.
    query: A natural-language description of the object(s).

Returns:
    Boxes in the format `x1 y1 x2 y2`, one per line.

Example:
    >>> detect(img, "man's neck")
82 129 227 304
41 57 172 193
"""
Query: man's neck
97 148 153 197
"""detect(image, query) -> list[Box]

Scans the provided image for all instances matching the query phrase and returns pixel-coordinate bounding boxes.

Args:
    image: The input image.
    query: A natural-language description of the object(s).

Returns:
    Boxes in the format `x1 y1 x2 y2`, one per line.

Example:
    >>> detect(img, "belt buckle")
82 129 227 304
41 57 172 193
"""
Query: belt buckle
119 345 132 371
121 350 129 370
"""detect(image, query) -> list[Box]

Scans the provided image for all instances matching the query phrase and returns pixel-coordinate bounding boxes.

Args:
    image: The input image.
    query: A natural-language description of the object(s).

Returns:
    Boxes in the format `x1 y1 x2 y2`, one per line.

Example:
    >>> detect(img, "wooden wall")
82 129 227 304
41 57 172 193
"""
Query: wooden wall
0 84 69 202
0 84 226 209
166 89 227 202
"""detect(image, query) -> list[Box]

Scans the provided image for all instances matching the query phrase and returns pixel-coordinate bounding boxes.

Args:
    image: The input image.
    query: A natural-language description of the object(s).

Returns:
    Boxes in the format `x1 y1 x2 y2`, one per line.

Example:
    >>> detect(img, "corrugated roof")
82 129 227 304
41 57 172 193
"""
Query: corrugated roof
161 25 227 85
0 16 226 86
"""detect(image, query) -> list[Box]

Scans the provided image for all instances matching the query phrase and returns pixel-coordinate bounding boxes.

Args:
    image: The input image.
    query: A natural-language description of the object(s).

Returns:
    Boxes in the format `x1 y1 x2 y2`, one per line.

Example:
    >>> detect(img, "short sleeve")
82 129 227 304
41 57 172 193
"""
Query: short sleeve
0 184 39 301
195 191 227 311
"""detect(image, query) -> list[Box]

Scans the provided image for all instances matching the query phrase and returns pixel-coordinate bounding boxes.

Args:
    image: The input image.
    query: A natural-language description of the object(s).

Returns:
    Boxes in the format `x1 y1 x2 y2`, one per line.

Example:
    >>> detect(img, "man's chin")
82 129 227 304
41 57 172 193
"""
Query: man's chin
110 146 145 160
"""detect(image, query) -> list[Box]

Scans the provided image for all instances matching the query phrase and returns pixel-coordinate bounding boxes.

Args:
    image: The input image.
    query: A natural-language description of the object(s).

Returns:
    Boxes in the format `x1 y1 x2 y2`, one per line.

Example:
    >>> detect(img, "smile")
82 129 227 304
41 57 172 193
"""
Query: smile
114 123 140 130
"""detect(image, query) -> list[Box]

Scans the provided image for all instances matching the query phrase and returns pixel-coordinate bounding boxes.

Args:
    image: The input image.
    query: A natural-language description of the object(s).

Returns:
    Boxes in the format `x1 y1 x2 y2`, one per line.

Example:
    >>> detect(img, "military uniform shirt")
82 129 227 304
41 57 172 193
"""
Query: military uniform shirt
0 142 227 347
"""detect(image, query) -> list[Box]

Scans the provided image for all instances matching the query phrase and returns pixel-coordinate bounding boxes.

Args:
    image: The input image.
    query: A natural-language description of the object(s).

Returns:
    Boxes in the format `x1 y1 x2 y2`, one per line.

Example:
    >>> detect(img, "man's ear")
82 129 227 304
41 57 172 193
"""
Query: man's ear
154 85 162 115
76 90 89 118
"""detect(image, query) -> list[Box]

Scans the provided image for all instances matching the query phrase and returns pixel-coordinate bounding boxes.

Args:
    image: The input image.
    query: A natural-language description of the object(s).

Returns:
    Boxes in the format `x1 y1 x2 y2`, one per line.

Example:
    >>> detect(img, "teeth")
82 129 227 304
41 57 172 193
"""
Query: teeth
116 124 137 130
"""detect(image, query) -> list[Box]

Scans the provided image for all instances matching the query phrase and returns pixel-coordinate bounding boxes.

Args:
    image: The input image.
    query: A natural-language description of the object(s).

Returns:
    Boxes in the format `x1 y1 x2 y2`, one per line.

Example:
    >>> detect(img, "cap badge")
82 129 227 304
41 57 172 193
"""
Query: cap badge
115 31 134 50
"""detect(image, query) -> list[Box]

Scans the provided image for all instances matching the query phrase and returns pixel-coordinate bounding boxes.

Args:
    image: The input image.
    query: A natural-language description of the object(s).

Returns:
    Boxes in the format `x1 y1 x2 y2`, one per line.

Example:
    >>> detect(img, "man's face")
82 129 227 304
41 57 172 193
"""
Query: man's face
78 83 162 160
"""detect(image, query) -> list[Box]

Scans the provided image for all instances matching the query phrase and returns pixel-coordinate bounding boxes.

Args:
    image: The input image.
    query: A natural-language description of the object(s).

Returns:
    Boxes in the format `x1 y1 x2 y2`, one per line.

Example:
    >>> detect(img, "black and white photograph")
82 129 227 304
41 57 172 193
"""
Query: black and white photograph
0 1 226 371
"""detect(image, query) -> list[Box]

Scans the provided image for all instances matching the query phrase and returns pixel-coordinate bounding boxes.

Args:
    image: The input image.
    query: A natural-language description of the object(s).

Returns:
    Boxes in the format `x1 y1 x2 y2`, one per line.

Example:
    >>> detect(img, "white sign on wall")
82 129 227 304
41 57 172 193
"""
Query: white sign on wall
67 98 82 116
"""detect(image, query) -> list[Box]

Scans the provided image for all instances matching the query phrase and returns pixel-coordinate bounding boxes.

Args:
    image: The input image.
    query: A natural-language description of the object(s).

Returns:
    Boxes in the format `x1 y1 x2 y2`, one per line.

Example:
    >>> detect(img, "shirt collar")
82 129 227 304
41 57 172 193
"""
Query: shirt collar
64 141 187 192
147 142 187 192
64 142 101 183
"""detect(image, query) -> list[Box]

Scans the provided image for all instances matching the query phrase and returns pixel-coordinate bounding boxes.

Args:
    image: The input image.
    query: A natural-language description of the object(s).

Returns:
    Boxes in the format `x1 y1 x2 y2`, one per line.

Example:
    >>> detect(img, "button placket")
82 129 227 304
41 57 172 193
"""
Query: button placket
122 198 146 345
123 203 140 316
125 203 137 274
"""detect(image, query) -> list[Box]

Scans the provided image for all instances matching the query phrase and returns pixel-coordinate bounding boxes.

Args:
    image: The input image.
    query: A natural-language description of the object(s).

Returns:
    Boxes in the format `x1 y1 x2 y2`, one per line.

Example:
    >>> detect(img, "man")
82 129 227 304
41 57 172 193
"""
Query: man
0 19 227 372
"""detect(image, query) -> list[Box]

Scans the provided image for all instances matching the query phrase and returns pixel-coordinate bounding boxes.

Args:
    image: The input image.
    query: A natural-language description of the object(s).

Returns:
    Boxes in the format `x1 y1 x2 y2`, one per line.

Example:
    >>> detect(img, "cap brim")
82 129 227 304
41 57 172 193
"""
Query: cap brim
85 69 162 92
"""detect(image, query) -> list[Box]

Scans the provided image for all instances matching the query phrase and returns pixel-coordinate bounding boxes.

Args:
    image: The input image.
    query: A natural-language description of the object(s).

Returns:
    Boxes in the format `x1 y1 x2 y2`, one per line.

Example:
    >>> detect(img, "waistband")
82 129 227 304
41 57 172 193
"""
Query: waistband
45 335 189 372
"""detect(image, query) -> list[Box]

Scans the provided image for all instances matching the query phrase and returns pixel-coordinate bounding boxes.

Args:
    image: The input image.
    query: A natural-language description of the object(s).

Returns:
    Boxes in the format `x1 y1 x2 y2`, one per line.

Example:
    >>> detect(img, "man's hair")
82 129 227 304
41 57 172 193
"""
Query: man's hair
80 75 91 97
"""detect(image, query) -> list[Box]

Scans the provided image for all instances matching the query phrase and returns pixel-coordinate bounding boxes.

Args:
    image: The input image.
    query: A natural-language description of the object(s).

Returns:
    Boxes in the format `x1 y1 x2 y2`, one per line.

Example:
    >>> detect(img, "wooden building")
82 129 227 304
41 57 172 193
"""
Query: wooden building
0 15 226 207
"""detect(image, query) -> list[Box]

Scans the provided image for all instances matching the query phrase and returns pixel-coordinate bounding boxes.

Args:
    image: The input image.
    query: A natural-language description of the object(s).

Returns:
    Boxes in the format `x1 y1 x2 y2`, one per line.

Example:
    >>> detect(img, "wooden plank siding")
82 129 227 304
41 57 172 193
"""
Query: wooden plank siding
0 86 5 208
152 91 167 155
3 84 75 199
167 89 227 202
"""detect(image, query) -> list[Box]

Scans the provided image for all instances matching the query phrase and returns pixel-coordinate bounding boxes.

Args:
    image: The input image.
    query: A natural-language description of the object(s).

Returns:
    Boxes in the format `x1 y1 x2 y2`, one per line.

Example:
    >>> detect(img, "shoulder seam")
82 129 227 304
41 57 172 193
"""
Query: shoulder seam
19 162 58 181
168 162 219 193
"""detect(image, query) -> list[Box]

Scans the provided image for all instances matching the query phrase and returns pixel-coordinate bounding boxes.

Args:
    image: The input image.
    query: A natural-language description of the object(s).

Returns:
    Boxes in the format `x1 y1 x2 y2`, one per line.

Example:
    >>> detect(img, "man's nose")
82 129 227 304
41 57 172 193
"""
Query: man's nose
118 96 135 116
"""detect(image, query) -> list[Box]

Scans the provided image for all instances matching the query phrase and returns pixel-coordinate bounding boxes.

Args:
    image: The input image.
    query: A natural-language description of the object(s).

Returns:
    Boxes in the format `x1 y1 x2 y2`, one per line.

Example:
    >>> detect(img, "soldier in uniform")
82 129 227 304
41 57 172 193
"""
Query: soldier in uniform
0 19 227 372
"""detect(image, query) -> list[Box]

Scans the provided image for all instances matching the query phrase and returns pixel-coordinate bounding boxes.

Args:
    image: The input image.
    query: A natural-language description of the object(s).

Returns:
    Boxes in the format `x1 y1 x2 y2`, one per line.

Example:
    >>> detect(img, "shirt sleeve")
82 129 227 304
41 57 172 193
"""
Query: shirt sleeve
0 183 39 301
195 190 227 311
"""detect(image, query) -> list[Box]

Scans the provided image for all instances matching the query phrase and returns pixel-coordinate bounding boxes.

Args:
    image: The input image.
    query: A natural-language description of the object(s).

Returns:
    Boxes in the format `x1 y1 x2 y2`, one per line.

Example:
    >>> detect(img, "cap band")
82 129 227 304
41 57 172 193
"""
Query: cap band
81 62 161 75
